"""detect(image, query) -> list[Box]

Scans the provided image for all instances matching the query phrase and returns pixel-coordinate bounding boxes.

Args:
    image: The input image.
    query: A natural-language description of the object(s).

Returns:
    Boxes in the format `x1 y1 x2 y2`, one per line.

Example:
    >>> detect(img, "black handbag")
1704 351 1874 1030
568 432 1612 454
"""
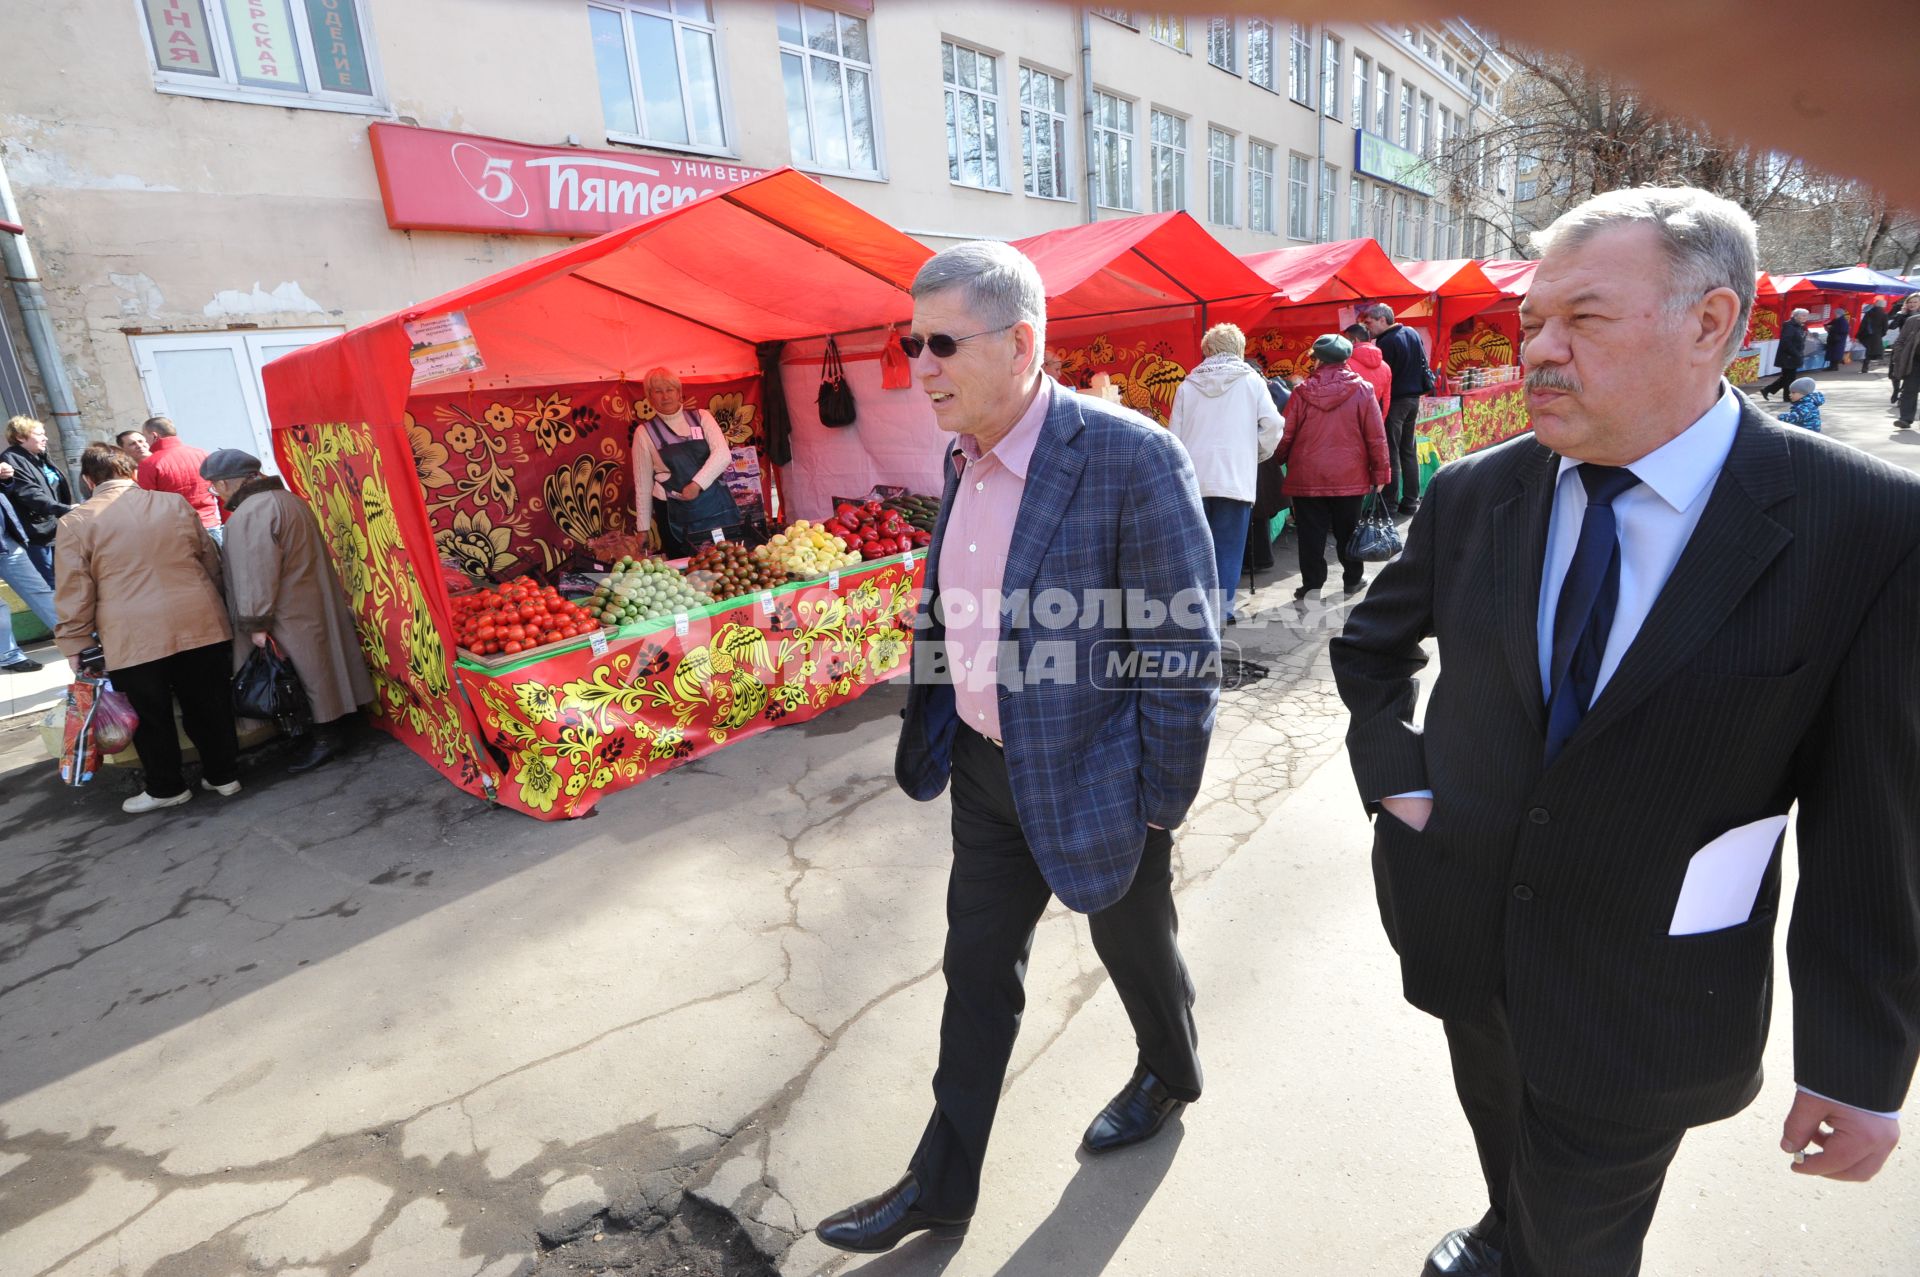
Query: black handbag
1346 488 1404 562
233 639 313 735
817 336 857 427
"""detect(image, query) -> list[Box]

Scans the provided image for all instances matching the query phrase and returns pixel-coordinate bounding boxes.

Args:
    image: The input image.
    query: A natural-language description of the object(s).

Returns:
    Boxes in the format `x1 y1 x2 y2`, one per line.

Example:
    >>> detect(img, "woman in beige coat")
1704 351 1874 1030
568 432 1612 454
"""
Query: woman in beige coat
55 443 240 813
200 449 372 772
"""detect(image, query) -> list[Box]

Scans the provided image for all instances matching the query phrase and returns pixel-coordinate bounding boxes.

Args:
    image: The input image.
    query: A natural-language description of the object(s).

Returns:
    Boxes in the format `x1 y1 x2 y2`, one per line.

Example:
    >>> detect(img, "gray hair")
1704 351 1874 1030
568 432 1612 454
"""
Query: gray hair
1534 186 1757 361
912 241 1047 364
1358 302 1395 323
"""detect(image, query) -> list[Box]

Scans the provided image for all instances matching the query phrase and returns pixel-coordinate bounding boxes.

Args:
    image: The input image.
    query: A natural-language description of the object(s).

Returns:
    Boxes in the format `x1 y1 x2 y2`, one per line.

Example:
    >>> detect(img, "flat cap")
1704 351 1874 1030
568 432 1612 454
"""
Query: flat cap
1312 333 1354 364
199 448 264 481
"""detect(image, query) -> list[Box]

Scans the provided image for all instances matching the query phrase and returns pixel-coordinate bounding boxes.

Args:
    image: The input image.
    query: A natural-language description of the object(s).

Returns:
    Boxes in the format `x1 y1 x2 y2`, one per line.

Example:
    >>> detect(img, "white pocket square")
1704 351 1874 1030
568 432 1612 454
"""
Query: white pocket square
1668 815 1788 936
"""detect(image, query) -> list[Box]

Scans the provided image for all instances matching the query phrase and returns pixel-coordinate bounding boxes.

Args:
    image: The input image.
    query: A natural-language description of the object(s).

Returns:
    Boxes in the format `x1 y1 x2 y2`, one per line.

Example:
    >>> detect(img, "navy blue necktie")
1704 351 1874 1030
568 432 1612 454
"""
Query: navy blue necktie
1544 464 1641 764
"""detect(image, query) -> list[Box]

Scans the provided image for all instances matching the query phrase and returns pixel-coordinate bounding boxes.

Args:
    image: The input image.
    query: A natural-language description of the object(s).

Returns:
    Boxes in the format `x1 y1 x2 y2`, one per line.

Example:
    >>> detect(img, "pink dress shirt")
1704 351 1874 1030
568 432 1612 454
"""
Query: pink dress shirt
938 376 1053 741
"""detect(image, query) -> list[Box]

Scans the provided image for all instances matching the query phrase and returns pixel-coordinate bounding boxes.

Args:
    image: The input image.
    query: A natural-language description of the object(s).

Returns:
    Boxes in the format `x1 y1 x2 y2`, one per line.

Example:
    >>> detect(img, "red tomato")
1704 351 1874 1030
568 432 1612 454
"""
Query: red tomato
502 641 521 654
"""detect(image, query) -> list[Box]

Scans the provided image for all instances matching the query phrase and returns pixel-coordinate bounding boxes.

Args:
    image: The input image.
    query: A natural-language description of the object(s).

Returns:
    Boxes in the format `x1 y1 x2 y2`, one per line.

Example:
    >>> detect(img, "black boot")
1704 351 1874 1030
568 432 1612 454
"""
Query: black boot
287 724 346 774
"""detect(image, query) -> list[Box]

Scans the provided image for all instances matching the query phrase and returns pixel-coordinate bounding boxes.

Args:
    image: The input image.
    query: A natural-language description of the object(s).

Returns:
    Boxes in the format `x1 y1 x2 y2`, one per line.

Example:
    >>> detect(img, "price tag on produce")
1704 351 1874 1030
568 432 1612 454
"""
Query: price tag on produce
710 527 724 544
589 629 608 658
758 590 775 614
828 569 840 590
674 612 690 636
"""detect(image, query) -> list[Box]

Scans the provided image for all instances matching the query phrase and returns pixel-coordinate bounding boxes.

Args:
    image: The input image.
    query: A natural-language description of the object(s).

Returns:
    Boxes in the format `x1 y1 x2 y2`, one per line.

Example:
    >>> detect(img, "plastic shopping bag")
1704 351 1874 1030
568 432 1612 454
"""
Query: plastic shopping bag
59 676 106 786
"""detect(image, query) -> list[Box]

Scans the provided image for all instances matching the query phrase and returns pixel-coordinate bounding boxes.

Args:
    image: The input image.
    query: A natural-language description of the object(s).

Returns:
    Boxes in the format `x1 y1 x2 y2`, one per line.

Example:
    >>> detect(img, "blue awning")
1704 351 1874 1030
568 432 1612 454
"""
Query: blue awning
1795 265 1919 294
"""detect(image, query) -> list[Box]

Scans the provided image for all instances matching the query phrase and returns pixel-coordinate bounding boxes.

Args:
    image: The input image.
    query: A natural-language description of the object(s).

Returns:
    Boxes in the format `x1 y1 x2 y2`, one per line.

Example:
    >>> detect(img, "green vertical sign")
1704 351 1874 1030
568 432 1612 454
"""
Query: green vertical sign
304 0 373 95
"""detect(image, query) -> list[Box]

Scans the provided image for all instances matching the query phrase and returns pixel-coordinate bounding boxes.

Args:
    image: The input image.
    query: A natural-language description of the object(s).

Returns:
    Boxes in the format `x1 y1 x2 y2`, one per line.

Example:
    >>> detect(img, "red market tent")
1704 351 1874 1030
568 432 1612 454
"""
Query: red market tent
1400 259 1512 386
1478 258 1539 298
261 168 939 818
1011 212 1277 420
1238 238 1426 380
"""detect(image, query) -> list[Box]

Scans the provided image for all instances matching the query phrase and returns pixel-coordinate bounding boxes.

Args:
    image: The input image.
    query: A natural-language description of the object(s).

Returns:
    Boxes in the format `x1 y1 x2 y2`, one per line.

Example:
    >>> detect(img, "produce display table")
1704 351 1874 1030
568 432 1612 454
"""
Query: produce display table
450 552 926 819
1415 380 1531 491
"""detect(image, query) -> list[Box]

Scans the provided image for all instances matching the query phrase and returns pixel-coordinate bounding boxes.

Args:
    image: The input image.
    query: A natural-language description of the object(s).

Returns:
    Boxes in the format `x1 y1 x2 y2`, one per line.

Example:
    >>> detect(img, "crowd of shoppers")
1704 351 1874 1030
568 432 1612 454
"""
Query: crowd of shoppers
0 412 371 813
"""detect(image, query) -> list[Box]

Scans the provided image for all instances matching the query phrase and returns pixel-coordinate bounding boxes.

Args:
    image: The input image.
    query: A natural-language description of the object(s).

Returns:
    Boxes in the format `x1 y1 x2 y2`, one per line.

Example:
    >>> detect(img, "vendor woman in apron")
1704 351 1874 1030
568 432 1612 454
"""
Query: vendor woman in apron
633 366 745 555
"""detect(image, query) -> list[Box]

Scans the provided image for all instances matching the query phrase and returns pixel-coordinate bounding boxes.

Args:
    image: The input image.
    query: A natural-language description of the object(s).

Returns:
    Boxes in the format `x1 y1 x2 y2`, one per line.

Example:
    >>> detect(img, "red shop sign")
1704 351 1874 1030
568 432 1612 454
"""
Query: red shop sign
368 123 772 238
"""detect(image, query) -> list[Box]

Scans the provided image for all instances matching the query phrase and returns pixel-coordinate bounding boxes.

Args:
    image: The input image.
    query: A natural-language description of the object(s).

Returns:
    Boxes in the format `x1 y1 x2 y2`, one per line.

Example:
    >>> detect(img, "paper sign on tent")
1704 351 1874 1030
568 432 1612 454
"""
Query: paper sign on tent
1668 815 1789 936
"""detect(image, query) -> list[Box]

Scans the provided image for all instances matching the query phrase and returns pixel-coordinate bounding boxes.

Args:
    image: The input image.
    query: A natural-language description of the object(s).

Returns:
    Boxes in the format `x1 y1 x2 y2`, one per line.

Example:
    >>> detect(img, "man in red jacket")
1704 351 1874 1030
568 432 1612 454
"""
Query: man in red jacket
136 416 224 543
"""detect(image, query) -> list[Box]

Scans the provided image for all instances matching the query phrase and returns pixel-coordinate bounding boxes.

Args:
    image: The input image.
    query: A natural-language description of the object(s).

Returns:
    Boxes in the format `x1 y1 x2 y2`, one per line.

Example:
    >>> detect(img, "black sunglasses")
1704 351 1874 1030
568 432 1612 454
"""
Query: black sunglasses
897 324 1015 359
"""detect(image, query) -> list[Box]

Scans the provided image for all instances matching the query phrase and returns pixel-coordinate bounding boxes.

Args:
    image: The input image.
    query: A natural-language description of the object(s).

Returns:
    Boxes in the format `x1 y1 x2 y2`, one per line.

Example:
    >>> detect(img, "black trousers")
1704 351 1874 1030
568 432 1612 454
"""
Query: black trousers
909 726 1200 1218
1761 365 1801 398
1289 495 1366 591
1444 999 1687 1277
111 641 240 799
1899 370 1920 426
1384 395 1423 505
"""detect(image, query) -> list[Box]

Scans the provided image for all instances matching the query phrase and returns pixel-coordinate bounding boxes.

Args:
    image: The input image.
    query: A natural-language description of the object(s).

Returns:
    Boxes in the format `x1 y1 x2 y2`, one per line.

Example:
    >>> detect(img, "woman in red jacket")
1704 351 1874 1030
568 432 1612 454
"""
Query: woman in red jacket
1272 334 1393 599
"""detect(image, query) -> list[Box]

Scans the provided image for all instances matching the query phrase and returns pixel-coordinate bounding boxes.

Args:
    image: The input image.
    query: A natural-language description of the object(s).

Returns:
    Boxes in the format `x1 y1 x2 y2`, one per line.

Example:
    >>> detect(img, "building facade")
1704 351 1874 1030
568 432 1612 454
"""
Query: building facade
0 2 1510 465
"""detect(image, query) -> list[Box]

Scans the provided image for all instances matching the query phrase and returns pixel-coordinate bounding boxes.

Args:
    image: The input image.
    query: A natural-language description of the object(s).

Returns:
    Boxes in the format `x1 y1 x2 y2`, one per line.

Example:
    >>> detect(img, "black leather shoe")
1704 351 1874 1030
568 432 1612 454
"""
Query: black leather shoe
1397 500 1421 516
287 725 345 774
1420 1221 1503 1276
814 1173 969 1254
1082 1066 1185 1153
4 656 43 672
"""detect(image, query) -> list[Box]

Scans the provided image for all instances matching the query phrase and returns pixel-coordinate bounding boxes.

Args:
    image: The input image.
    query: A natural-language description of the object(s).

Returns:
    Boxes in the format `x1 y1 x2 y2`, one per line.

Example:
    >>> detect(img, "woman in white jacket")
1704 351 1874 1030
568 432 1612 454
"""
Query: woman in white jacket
1165 323 1282 618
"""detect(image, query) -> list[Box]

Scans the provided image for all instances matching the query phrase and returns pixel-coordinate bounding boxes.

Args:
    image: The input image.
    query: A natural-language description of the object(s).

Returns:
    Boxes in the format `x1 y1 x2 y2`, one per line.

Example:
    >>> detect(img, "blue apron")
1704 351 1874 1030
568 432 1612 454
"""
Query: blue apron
642 409 739 541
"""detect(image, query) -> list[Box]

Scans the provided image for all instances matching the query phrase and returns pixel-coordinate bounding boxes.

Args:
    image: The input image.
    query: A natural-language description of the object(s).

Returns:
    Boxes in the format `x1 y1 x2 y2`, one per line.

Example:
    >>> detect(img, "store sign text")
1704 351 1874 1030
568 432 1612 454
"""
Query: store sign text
369 123 772 238
145 0 218 75
1354 129 1435 197
225 0 301 88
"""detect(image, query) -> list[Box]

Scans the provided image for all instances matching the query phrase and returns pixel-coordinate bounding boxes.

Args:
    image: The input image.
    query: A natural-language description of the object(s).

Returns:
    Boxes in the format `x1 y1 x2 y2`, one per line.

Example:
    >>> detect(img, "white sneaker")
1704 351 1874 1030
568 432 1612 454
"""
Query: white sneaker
201 778 242 797
122 789 192 814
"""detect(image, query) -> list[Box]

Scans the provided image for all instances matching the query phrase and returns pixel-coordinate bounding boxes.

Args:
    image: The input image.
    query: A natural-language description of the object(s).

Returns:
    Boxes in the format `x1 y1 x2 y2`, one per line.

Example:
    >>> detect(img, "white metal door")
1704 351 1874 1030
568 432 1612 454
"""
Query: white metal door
130 328 340 472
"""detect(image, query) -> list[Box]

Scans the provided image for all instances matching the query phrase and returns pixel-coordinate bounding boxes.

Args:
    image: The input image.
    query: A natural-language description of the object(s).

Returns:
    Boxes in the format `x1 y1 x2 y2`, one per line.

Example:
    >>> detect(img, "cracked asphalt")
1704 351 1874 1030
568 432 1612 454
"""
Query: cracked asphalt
2 369 1917 1276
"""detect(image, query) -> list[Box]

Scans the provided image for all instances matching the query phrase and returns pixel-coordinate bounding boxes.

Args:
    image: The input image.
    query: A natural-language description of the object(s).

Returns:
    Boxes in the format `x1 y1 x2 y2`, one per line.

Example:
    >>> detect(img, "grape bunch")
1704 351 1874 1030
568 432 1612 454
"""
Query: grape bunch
587 557 711 628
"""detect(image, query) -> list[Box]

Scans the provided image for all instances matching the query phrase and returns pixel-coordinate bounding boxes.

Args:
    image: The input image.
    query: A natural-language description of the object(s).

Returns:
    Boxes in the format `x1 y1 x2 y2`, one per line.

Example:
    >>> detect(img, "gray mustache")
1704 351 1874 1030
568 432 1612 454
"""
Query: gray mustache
1525 367 1583 394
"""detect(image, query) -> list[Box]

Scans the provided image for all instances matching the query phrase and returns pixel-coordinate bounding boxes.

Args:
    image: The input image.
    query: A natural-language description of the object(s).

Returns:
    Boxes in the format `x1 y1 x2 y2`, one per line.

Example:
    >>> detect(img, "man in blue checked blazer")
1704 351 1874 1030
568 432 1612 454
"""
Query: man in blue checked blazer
816 242 1221 1254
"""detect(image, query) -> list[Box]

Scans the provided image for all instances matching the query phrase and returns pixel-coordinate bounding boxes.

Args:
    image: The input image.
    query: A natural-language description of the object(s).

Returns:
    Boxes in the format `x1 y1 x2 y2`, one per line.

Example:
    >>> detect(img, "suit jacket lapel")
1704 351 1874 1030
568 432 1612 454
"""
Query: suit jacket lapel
999 391 1088 608
1493 440 1559 734
1567 407 1795 754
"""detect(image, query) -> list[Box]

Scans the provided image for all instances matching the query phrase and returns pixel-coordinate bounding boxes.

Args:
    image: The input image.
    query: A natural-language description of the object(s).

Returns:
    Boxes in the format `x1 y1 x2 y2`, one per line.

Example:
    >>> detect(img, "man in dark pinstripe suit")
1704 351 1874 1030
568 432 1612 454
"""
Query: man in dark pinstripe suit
1333 187 1920 1276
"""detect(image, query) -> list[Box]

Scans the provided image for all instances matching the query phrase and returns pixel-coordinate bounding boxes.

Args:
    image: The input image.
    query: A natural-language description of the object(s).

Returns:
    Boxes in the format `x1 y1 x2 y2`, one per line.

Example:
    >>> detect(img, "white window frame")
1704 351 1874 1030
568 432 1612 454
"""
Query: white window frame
1206 18 1235 73
1321 34 1341 118
1352 53 1370 127
1091 6 1136 28
942 39 1007 192
1516 177 1540 203
1433 201 1453 258
778 4 886 181
1399 82 1416 148
129 327 342 468
1393 190 1411 256
1286 152 1310 240
1249 140 1276 234
1093 89 1138 211
1149 107 1188 214
1287 23 1312 105
136 0 388 115
1318 161 1337 242
1019 64 1071 201
1371 182 1389 244
1411 196 1428 258
1419 92 1434 158
1246 20 1276 93
1207 126 1236 227
1350 174 1365 239
1375 67 1394 137
592 1 736 157
1146 13 1187 52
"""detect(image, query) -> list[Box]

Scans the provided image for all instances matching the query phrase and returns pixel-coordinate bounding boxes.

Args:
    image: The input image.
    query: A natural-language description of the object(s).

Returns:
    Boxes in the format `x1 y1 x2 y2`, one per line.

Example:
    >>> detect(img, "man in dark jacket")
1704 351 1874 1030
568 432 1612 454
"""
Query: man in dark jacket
1823 308 1851 369
1857 301 1888 374
1334 186 1917 1277
1762 307 1809 399
2 415 74 586
1360 303 1432 515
